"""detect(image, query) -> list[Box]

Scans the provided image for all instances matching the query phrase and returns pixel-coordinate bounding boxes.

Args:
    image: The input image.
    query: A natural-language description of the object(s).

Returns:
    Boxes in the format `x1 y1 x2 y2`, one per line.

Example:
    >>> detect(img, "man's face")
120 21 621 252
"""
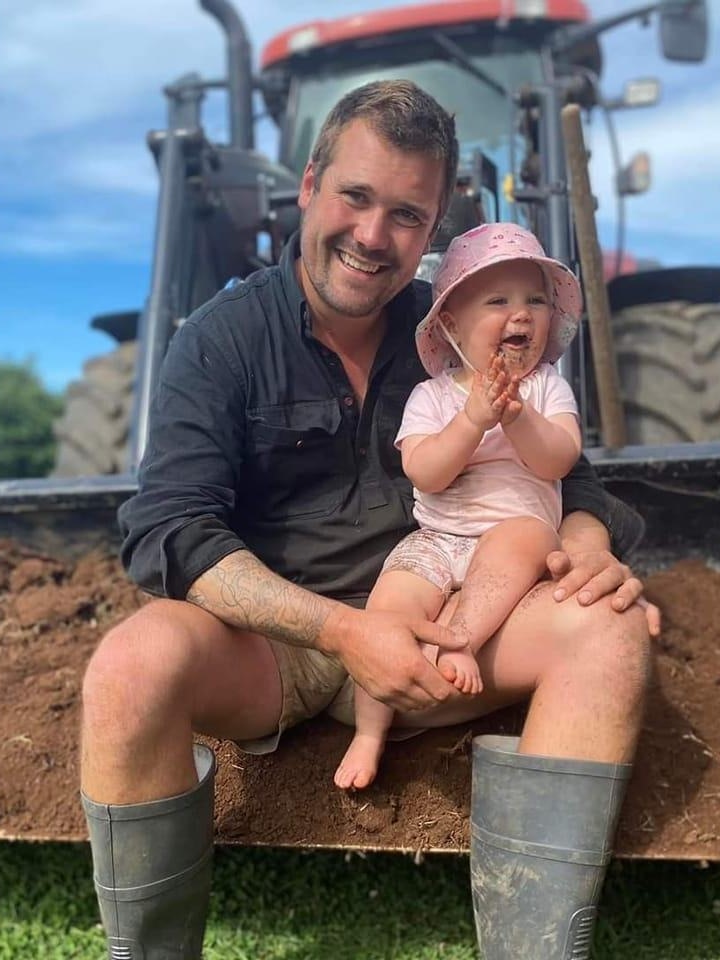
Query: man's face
297 119 445 323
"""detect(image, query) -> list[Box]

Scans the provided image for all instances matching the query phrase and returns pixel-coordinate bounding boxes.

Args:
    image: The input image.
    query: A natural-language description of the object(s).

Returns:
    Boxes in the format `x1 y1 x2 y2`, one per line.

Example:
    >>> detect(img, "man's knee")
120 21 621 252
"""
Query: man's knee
562 598 651 695
82 601 195 731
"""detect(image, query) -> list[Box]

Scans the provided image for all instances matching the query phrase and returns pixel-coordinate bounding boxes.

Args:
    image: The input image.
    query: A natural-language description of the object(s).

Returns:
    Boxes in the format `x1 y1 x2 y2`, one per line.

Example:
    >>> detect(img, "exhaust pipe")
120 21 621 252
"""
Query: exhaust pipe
200 0 254 150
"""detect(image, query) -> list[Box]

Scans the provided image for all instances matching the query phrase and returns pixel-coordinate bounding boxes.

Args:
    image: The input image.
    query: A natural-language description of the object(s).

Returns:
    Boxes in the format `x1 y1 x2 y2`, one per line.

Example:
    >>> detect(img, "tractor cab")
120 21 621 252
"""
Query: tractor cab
259 1 599 238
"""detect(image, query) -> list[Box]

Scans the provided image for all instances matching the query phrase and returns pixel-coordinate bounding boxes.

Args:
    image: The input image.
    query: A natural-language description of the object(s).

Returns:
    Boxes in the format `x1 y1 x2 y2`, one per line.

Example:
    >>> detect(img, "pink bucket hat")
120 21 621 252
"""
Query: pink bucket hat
416 222 582 377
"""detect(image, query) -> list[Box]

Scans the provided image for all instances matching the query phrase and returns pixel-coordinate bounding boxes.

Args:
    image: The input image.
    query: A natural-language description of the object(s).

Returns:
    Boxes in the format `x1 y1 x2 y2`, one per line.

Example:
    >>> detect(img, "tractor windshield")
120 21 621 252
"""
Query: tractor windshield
278 32 544 222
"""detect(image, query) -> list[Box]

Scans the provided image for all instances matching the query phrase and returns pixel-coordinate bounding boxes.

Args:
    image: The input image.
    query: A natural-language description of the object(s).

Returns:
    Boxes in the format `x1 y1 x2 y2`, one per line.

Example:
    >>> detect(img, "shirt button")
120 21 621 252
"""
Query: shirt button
296 440 303 448
359 447 367 457
343 395 354 407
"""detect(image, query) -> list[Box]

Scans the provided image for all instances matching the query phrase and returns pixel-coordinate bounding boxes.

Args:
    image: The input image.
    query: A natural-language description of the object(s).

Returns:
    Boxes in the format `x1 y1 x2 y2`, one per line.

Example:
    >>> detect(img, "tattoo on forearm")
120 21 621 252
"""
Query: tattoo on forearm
187 552 330 646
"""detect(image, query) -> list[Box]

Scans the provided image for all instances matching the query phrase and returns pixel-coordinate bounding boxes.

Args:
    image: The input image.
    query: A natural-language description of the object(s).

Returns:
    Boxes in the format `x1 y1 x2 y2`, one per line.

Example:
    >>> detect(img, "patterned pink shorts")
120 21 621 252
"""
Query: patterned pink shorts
380 528 479 598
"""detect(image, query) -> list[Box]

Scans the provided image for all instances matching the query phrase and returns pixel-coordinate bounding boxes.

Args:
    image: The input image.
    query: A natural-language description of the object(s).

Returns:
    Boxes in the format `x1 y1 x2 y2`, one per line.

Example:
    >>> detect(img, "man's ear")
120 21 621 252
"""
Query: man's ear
298 162 315 211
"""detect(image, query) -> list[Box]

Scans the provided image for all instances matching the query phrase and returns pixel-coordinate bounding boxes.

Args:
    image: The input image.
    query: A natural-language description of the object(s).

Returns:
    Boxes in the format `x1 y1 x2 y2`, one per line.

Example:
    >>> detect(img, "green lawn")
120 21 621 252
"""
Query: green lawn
0 842 718 959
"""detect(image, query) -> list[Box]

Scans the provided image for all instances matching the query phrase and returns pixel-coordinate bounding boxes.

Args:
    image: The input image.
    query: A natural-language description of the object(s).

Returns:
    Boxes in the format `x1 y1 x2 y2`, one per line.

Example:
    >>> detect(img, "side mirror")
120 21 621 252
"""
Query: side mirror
617 152 651 196
660 0 708 62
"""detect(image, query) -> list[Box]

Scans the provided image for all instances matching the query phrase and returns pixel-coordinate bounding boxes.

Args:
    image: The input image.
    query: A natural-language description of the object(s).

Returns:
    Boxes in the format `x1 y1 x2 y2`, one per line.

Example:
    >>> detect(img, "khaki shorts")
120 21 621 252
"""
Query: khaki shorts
235 638 423 755
235 639 350 754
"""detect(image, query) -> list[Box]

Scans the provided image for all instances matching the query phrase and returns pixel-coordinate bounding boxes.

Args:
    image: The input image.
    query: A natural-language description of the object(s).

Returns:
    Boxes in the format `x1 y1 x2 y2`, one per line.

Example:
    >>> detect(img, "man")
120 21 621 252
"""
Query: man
81 80 656 959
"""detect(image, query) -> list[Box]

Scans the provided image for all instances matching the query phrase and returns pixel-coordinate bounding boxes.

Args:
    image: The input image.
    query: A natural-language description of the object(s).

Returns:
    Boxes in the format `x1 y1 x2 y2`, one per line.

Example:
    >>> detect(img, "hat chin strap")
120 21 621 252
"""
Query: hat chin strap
437 315 479 374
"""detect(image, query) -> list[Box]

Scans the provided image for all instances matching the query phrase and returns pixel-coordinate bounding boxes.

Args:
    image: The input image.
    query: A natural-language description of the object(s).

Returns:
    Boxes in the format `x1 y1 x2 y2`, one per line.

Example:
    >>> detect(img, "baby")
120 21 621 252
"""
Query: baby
335 223 583 790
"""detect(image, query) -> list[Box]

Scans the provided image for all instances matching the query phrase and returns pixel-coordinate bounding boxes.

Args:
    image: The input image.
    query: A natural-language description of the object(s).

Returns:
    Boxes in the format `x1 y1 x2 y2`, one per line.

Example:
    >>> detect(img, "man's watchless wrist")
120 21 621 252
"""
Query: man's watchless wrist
316 602 359 658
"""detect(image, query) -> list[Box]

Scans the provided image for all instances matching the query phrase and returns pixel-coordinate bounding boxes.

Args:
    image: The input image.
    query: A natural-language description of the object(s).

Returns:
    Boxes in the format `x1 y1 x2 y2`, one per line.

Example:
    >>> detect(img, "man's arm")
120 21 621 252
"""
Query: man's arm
118 308 251 598
561 454 646 558
185 548 466 711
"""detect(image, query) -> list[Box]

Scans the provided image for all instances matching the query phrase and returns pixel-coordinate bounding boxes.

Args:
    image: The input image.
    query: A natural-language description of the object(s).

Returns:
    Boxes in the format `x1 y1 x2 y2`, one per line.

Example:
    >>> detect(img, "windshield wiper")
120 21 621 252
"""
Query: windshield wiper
431 31 508 98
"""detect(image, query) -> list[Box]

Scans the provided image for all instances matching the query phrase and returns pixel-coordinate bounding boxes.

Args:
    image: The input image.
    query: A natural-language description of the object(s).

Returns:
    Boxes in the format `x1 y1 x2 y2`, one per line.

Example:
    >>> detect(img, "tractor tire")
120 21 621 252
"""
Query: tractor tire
52 340 137 476
610 300 720 445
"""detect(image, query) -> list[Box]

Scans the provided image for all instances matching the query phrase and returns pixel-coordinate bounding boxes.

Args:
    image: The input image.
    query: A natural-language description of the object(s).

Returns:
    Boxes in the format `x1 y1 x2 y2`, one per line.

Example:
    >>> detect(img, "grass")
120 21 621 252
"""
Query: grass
0 842 718 959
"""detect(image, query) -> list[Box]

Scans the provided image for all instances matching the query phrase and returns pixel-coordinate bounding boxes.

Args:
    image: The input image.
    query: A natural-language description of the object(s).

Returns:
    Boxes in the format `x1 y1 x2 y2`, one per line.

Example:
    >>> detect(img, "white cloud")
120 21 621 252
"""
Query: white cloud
62 143 158 195
0 210 150 259
1 1 221 141
1 0 402 140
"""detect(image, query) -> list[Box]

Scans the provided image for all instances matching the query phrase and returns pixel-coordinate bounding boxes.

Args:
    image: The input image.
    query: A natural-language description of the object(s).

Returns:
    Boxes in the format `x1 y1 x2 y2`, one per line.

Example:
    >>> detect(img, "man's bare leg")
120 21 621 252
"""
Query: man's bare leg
81 598 283 804
80 599 284 958
439 517 559 693
396 580 651 764
513 592 649 762
333 571 444 790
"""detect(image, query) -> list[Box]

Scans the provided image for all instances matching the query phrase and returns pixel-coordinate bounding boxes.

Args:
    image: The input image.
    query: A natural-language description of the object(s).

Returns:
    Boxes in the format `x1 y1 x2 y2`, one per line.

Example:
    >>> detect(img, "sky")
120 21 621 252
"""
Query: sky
2 0 719 393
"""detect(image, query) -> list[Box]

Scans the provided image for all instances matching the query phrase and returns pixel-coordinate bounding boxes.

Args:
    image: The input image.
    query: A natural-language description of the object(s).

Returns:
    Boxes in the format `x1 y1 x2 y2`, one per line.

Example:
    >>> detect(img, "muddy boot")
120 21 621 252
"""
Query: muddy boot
470 735 631 960
81 743 215 960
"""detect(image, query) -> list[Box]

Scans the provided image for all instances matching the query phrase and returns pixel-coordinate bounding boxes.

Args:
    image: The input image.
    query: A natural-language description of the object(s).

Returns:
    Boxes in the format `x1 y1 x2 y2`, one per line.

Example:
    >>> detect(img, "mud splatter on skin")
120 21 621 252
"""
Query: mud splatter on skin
496 341 532 372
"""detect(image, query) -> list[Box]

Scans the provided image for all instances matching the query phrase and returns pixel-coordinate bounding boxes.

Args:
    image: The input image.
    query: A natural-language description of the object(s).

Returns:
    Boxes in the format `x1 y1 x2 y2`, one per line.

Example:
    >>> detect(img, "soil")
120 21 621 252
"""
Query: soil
1 536 719 860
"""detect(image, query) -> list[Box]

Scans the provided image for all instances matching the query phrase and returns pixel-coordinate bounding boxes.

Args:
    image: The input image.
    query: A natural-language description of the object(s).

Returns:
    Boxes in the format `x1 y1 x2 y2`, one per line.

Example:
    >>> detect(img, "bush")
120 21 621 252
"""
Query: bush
0 361 63 478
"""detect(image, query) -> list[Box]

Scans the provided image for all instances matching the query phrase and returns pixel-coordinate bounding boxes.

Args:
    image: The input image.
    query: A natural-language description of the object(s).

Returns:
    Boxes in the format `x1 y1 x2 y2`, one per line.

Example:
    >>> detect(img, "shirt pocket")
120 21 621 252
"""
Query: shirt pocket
246 399 350 520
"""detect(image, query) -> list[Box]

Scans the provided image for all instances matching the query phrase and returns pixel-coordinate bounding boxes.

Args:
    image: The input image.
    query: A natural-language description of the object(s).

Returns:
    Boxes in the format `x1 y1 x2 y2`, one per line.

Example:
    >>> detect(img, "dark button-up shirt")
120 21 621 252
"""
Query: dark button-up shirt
119 234 630 605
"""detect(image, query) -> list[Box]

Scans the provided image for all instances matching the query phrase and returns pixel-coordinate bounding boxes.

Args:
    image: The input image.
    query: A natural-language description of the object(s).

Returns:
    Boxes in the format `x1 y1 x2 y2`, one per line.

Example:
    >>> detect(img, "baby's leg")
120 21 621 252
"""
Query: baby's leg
440 518 560 692
334 569 444 790
334 685 394 790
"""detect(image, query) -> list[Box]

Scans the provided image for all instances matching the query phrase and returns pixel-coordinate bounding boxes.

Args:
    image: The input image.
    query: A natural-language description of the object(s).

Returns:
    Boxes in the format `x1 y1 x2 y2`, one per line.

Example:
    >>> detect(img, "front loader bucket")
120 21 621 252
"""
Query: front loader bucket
0 474 136 558
592 442 720 570
1 456 719 861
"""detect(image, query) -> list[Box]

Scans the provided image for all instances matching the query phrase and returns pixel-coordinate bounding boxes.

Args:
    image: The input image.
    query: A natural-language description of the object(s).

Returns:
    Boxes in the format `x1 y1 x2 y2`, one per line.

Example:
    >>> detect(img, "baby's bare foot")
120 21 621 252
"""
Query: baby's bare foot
438 651 483 695
437 652 459 686
334 733 385 790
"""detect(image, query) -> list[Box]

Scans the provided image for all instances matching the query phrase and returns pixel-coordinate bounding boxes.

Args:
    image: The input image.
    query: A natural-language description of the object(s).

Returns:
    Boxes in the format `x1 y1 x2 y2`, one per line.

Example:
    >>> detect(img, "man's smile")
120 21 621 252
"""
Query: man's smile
337 248 387 274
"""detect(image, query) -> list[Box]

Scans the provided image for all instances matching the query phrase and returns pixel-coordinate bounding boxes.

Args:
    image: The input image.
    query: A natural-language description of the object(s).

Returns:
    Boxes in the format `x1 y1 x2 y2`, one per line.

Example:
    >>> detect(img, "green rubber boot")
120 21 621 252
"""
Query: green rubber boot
470 735 631 960
81 743 215 959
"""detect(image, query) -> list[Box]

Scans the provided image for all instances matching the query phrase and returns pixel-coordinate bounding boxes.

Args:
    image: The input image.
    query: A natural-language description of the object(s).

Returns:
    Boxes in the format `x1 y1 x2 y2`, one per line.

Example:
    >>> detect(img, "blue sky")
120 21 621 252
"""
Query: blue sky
2 0 719 393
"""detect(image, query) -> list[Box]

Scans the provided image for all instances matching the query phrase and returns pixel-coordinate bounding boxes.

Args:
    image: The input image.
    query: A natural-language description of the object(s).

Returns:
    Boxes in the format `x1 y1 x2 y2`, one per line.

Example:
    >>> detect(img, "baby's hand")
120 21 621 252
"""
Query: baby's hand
499 372 523 425
464 354 508 431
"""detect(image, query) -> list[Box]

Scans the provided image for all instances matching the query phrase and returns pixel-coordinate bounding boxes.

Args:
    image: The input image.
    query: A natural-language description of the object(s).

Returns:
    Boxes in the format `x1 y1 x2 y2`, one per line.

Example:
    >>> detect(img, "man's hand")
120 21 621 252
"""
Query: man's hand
324 608 466 712
546 548 661 637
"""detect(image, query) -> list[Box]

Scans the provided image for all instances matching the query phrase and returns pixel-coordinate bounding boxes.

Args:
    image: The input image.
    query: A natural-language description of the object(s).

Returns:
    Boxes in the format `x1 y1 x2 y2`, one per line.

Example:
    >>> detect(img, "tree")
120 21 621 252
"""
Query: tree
0 361 63 479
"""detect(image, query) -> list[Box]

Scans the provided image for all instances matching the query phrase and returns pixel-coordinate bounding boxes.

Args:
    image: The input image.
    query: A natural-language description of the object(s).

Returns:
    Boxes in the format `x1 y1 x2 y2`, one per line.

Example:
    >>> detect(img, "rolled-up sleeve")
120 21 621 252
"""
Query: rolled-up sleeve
118 312 248 598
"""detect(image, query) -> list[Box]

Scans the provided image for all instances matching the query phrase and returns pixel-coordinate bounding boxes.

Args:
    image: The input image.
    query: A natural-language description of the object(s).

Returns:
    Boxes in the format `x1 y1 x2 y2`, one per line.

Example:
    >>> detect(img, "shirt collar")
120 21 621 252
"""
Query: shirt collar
279 231 307 331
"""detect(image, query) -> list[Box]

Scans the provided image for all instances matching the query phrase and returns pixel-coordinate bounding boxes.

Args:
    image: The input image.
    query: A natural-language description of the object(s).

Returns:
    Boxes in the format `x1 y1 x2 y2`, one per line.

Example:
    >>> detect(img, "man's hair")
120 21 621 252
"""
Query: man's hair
310 79 459 228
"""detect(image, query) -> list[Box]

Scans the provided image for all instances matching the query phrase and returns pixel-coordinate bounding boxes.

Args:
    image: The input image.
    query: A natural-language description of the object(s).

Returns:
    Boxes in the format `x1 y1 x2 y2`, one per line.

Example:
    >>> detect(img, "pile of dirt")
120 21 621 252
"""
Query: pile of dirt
1 537 718 859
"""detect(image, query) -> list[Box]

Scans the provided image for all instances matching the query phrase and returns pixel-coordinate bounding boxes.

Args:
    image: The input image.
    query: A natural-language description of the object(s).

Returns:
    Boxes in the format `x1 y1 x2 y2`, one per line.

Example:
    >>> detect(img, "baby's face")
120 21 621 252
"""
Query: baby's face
440 260 551 377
